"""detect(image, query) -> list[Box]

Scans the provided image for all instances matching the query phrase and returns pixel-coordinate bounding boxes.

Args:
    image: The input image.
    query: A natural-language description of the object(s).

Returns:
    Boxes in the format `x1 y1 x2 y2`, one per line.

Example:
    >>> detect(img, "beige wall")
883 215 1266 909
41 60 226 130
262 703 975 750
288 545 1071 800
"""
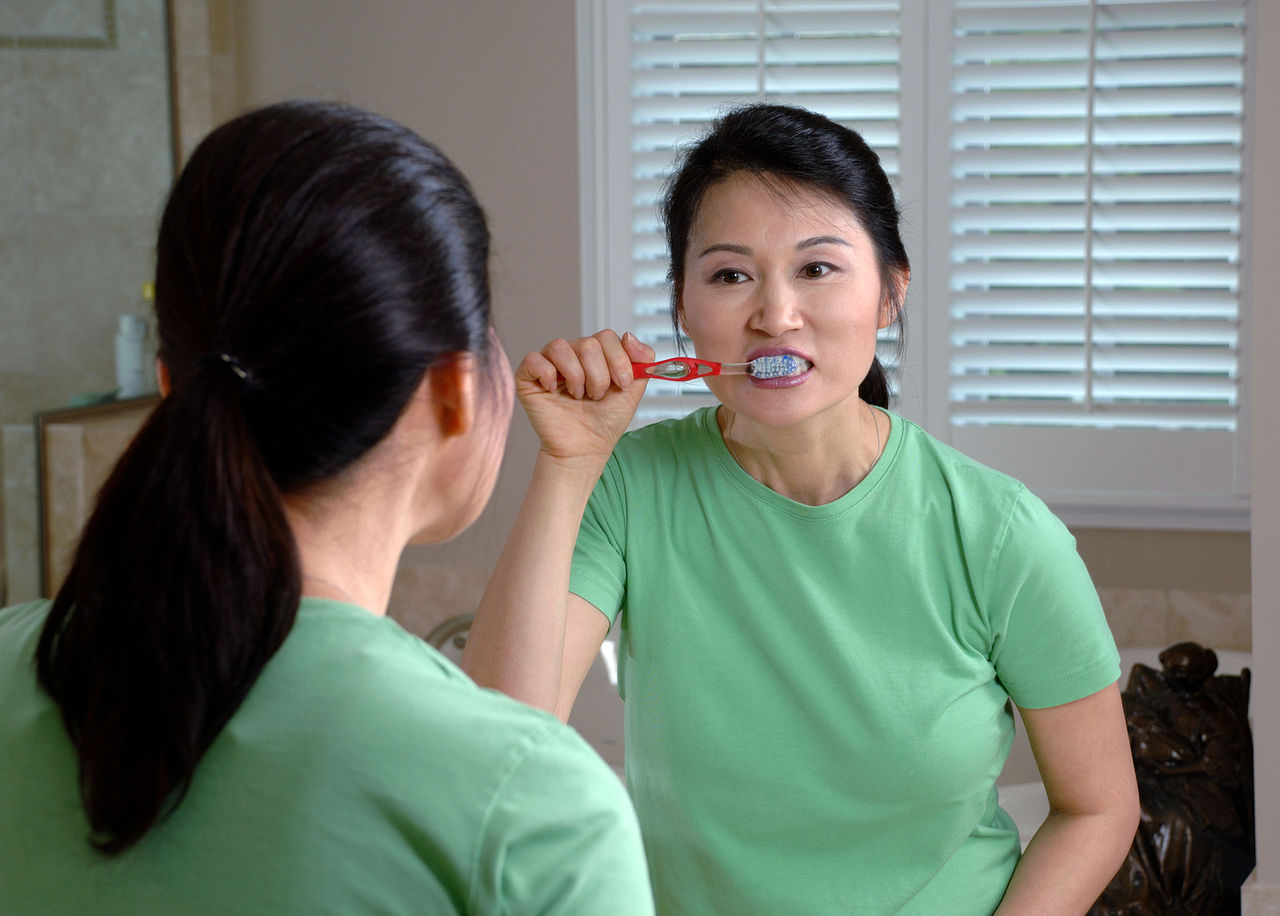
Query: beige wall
1076 528 1250 653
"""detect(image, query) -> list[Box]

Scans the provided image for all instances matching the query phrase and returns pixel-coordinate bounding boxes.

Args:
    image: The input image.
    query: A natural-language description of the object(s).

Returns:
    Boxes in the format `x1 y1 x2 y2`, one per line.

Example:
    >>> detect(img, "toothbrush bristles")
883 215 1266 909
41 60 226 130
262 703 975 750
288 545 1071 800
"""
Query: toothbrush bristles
748 354 809 378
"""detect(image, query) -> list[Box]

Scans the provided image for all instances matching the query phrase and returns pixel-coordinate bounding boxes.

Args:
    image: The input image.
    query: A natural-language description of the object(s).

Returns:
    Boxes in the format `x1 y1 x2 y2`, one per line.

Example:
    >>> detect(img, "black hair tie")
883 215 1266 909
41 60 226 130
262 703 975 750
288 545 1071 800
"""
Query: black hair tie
194 352 251 383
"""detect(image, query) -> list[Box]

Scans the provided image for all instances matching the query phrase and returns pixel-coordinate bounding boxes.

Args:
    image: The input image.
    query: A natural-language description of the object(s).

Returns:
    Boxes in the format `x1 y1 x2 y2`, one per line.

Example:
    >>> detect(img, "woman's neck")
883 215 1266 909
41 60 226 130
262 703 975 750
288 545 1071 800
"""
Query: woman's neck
717 400 886 506
283 479 417 615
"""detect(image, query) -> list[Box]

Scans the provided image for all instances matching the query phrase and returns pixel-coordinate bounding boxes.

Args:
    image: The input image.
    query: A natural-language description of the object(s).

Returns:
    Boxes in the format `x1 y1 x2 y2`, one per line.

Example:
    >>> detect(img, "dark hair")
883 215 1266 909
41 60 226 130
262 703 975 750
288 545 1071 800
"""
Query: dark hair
35 100 494 854
661 103 909 408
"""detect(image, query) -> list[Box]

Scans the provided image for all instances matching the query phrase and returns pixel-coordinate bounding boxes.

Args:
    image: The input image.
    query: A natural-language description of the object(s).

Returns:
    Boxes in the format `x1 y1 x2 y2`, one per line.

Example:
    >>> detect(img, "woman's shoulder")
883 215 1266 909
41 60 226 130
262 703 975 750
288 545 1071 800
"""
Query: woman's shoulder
892 415 1031 504
283 606 641 871
0 600 53 665
889 415 1066 541
269 601 612 772
0 599 50 632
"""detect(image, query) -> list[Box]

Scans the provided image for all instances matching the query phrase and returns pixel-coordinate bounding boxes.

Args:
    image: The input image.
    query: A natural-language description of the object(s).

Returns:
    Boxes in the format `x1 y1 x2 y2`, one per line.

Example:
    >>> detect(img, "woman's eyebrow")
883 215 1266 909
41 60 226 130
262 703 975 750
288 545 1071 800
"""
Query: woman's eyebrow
697 242 753 259
697 236 850 258
797 235 851 250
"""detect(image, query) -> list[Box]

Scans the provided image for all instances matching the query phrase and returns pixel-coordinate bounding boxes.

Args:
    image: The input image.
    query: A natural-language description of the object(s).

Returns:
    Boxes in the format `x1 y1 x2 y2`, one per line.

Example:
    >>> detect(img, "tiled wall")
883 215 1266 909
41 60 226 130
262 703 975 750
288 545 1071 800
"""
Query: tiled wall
1099 586 1251 652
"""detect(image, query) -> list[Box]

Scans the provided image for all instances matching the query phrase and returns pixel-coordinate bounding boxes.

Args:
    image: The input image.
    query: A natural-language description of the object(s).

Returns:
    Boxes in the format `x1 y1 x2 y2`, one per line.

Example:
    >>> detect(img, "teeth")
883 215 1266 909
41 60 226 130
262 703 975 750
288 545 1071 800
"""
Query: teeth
749 354 811 379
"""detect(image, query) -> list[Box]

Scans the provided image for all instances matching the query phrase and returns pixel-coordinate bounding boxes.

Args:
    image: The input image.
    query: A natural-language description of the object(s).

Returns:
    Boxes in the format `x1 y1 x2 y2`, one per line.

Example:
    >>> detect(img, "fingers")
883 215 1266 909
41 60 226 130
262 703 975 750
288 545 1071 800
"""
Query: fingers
518 350 562 395
545 337 587 397
519 331 650 400
577 333 614 399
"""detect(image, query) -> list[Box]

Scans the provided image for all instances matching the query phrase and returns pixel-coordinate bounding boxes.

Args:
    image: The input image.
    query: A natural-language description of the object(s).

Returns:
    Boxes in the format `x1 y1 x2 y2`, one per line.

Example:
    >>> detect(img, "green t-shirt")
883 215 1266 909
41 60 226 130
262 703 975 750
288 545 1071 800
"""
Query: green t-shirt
570 407 1120 915
0 598 654 915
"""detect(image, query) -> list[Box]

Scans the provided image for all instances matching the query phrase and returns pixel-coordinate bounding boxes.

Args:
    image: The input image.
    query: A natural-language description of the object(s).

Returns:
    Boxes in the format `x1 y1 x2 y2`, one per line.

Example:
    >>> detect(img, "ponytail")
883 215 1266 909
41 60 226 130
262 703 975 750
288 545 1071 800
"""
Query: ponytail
36 363 299 854
32 100 494 855
859 357 890 409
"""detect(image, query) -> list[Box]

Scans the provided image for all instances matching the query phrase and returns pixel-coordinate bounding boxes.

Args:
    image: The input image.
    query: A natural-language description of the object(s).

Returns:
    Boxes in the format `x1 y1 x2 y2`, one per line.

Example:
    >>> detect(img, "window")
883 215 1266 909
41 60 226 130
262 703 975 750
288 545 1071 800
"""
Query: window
577 0 1251 527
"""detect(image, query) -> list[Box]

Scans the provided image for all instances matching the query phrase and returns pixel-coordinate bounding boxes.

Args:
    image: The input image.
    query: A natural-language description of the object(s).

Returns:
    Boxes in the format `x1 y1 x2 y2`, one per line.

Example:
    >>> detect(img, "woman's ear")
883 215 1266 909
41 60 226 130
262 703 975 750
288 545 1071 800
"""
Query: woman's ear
425 353 477 438
676 295 690 337
156 359 171 396
879 268 910 330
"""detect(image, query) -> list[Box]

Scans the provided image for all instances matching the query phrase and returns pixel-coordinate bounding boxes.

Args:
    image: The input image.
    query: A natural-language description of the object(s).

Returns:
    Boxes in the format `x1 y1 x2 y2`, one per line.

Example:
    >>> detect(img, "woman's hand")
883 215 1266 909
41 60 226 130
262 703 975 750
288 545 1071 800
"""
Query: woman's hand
517 330 654 467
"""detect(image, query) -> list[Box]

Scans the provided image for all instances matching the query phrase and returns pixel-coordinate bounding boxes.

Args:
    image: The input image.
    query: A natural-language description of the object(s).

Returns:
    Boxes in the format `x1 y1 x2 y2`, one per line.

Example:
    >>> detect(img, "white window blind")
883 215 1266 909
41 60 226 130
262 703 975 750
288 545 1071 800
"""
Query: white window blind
938 0 1248 521
617 1 905 423
948 0 1245 430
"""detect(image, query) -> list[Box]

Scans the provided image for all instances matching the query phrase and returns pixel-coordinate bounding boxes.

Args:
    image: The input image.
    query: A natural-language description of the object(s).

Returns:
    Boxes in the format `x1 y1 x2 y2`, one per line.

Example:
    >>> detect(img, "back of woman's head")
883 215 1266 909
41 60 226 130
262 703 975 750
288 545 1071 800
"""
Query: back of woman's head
36 100 493 854
661 103 908 407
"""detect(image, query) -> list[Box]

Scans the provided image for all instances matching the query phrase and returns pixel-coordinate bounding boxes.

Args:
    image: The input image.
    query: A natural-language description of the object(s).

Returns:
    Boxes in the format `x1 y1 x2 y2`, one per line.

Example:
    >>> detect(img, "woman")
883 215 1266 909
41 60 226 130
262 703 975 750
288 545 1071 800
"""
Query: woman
465 104 1139 914
0 101 652 915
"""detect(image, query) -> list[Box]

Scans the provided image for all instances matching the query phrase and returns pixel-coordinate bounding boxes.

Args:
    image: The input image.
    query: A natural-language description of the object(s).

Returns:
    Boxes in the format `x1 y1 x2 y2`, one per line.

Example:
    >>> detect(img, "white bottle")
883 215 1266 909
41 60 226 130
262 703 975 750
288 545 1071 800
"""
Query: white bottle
115 314 148 399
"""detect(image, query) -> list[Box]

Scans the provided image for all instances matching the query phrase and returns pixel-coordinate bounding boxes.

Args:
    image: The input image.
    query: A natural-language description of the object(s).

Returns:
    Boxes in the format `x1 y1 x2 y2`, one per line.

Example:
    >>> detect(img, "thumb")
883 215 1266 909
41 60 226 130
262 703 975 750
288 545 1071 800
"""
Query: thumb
622 331 656 364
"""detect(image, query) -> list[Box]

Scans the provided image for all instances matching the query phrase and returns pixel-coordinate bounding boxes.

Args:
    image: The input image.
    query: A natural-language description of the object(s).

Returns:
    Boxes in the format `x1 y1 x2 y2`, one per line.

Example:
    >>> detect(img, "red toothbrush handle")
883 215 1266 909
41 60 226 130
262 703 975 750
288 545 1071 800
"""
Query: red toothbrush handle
631 357 723 382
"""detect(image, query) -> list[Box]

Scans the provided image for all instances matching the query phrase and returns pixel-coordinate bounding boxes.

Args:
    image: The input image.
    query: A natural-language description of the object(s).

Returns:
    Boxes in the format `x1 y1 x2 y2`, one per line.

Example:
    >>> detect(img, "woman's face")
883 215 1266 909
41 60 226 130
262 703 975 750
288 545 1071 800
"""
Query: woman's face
679 173 899 428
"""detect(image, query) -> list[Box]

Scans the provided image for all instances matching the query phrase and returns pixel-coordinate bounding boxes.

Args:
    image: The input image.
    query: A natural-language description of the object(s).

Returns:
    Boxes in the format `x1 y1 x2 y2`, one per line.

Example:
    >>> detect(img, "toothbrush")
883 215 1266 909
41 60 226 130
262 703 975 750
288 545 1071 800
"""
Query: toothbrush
631 355 810 382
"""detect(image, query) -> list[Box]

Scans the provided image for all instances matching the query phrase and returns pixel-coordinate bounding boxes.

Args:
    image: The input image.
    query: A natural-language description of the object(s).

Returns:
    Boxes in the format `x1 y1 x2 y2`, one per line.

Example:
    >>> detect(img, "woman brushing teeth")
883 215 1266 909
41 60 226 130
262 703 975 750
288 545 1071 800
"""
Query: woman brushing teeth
466 104 1137 914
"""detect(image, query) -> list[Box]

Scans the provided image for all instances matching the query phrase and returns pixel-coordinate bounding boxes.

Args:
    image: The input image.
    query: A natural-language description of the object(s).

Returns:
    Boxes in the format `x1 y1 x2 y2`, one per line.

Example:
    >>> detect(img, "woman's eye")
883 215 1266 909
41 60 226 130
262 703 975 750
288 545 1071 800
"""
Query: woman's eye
801 262 833 279
712 269 748 284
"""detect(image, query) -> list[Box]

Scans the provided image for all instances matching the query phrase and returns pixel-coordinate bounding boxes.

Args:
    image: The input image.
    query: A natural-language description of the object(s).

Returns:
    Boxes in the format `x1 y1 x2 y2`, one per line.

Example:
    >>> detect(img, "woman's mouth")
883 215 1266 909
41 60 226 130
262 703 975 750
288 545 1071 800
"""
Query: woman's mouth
744 349 814 387
747 354 812 379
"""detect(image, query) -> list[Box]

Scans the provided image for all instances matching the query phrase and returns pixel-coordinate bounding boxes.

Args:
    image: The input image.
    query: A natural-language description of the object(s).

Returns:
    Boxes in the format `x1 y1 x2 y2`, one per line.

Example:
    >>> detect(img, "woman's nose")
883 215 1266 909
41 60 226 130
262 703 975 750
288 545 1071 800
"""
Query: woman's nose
748 280 804 336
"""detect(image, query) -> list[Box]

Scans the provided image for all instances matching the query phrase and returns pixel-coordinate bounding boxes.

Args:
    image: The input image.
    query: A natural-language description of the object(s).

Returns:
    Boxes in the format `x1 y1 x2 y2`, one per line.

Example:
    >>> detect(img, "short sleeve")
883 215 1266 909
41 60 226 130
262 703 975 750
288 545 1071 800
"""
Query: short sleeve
569 454 628 625
470 724 654 915
985 488 1121 709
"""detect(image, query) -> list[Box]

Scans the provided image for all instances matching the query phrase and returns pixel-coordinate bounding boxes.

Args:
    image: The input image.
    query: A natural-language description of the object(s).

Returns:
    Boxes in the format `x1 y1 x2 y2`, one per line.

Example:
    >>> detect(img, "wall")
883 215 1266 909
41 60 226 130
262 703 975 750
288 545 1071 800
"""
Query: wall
229 0 581 637
1244 0 1280 905
0 0 170 602
1078 527 1251 652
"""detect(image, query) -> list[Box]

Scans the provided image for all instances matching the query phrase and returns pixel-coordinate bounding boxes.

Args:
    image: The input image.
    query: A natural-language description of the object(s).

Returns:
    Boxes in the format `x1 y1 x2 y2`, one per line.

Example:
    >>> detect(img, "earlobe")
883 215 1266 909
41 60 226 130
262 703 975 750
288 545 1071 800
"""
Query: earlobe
156 359 171 397
877 300 897 330
427 354 477 438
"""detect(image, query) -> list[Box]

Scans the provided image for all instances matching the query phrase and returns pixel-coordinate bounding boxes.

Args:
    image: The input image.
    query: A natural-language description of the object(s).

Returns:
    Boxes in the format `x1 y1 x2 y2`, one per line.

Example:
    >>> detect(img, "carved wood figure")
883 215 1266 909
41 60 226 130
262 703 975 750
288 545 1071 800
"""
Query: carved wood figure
1091 642 1254 915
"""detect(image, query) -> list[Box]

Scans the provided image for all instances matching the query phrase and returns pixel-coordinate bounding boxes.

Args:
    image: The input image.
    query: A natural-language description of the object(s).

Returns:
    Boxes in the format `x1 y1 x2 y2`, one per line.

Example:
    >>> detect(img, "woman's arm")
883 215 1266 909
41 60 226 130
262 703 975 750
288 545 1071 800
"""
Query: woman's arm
995 683 1139 914
462 331 651 718
462 456 610 717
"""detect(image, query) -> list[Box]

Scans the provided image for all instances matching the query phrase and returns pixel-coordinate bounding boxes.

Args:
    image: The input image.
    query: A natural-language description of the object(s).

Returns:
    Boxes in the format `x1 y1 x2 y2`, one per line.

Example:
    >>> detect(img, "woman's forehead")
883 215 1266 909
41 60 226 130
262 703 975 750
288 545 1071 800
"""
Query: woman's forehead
689 173 869 246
